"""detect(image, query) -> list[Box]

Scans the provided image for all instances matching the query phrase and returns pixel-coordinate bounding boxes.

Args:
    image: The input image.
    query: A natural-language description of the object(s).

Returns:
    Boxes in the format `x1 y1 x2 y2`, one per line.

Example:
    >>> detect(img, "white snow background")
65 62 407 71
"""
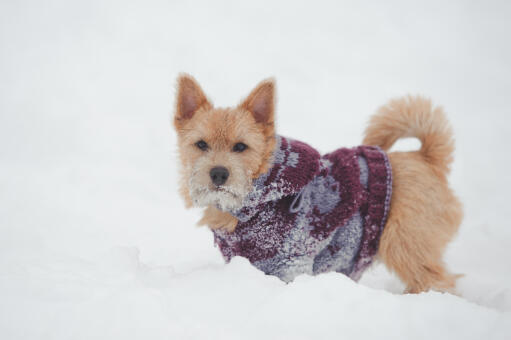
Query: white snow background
1 0 511 339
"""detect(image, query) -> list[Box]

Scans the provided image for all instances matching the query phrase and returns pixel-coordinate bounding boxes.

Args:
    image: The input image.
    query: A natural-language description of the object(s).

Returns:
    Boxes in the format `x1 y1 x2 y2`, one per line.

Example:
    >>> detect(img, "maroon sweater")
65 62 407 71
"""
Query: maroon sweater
213 136 392 282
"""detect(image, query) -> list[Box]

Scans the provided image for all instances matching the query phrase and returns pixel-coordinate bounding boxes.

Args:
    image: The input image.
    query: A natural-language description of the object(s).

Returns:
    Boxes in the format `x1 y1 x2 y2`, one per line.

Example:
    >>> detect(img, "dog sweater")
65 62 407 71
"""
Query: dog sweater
213 136 392 282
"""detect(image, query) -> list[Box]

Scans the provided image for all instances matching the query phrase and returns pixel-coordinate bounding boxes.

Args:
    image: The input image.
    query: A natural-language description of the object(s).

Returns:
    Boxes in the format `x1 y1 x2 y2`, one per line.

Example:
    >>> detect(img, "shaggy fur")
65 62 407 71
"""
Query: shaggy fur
173 75 463 293
174 75 275 231
363 96 463 293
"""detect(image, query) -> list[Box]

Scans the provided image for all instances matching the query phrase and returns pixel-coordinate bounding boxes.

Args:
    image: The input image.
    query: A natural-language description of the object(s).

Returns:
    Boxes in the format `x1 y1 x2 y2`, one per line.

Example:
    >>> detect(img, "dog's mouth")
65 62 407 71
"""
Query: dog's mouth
213 186 239 197
190 185 246 212
194 185 239 197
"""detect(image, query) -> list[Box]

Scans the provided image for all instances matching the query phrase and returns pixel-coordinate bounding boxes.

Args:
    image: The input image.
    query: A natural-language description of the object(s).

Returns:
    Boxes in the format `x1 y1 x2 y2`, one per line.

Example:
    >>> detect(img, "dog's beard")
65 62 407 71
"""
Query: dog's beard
190 186 245 211
188 163 252 212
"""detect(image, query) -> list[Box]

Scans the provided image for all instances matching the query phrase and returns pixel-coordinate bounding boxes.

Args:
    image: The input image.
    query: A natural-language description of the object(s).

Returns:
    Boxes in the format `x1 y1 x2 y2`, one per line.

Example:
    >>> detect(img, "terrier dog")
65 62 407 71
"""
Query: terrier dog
173 74 463 293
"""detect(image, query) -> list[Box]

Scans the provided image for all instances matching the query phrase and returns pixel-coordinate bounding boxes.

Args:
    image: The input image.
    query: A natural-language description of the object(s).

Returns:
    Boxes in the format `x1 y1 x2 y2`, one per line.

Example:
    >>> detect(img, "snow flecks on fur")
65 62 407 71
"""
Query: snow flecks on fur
188 157 253 211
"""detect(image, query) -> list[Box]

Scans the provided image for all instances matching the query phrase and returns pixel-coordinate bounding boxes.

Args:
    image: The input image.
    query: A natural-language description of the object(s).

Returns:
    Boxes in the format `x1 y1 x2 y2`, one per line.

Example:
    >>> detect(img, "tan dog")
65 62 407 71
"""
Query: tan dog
173 74 463 293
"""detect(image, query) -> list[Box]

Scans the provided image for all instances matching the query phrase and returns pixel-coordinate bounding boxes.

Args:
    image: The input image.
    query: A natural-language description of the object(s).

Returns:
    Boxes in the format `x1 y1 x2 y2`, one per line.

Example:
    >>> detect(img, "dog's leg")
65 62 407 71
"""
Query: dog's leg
377 152 463 294
198 206 239 232
365 96 463 293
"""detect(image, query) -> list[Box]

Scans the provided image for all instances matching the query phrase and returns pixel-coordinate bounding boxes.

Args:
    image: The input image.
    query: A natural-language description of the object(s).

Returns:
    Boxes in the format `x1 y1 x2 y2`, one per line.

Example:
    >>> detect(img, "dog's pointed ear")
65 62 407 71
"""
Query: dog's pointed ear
239 78 275 124
175 74 211 125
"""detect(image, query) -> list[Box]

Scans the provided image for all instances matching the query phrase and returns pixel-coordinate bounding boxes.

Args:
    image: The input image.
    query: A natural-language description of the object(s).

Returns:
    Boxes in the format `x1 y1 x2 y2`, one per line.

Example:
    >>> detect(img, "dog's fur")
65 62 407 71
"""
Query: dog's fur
173 74 463 294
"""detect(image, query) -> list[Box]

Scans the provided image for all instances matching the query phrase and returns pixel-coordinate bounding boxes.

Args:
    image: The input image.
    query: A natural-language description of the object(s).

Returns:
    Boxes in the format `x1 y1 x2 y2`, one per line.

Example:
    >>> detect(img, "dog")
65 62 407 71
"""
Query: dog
173 74 463 293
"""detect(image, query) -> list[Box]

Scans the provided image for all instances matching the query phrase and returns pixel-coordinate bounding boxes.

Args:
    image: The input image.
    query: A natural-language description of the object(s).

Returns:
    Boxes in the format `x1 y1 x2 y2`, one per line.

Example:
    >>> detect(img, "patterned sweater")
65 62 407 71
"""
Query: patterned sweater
213 136 392 282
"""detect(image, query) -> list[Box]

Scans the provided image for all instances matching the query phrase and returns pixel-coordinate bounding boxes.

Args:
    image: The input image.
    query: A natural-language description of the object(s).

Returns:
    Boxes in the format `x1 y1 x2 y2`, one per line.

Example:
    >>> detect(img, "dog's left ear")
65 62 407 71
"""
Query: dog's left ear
239 78 275 125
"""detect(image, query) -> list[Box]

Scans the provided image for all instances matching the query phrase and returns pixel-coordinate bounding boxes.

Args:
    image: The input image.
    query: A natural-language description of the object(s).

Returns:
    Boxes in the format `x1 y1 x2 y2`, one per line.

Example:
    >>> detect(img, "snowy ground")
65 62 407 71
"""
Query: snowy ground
1 0 511 339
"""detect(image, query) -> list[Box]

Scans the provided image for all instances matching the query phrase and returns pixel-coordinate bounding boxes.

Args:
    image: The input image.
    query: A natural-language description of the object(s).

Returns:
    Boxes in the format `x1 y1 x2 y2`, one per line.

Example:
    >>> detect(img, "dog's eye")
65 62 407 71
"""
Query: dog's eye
232 142 248 153
195 140 208 151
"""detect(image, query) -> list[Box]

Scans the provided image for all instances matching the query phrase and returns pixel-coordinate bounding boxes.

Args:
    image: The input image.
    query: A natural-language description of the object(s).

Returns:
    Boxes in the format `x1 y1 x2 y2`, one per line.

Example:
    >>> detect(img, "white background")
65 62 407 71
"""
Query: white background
1 0 510 339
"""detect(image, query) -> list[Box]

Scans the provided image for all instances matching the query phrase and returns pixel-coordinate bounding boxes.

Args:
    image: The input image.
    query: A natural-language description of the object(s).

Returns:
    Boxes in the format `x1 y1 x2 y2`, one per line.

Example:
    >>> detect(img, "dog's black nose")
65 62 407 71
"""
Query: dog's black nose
210 166 229 186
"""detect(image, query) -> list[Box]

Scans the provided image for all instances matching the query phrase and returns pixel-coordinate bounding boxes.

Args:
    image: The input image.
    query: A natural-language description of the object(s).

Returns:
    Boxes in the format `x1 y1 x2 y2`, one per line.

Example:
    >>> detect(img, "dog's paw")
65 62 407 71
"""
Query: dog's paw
198 207 238 233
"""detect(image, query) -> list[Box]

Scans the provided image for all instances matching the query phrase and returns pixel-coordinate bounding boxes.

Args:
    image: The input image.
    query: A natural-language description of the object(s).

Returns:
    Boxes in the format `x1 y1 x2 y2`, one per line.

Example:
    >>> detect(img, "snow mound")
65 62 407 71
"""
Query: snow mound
1 247 510 340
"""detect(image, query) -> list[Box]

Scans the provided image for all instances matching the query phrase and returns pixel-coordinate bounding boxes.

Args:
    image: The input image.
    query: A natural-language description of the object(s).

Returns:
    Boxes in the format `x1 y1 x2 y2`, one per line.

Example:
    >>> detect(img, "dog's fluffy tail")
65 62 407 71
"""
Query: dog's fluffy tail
363 95 455 175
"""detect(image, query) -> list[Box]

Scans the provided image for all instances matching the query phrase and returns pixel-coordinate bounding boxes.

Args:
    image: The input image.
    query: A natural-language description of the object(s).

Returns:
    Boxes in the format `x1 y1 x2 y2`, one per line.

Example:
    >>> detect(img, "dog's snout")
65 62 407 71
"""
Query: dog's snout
210 166 229 186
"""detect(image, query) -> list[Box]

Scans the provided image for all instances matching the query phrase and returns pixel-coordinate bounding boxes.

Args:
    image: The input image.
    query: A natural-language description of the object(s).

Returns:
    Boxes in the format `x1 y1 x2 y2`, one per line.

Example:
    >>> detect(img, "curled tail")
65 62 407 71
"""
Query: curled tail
363 95 455 175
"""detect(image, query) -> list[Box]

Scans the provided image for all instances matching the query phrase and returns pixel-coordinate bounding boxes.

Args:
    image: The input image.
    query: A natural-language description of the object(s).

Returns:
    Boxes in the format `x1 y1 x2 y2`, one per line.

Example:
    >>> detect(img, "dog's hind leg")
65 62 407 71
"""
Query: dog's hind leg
377 152 463 293
365 95 463 293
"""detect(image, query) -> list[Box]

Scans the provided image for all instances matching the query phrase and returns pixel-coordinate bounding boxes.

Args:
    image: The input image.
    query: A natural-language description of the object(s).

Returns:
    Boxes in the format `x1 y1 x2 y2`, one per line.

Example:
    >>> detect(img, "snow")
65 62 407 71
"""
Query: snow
1 0 511 339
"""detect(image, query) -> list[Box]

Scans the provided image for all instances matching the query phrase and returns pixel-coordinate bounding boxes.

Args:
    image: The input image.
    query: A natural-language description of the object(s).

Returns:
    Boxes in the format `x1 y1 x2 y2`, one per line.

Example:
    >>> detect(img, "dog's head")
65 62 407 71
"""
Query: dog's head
173 74 276 211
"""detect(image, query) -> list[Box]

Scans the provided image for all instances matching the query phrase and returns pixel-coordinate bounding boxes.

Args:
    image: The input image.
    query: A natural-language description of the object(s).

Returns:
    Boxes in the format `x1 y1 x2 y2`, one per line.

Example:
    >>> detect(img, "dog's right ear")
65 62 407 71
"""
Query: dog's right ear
174 74 211 127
